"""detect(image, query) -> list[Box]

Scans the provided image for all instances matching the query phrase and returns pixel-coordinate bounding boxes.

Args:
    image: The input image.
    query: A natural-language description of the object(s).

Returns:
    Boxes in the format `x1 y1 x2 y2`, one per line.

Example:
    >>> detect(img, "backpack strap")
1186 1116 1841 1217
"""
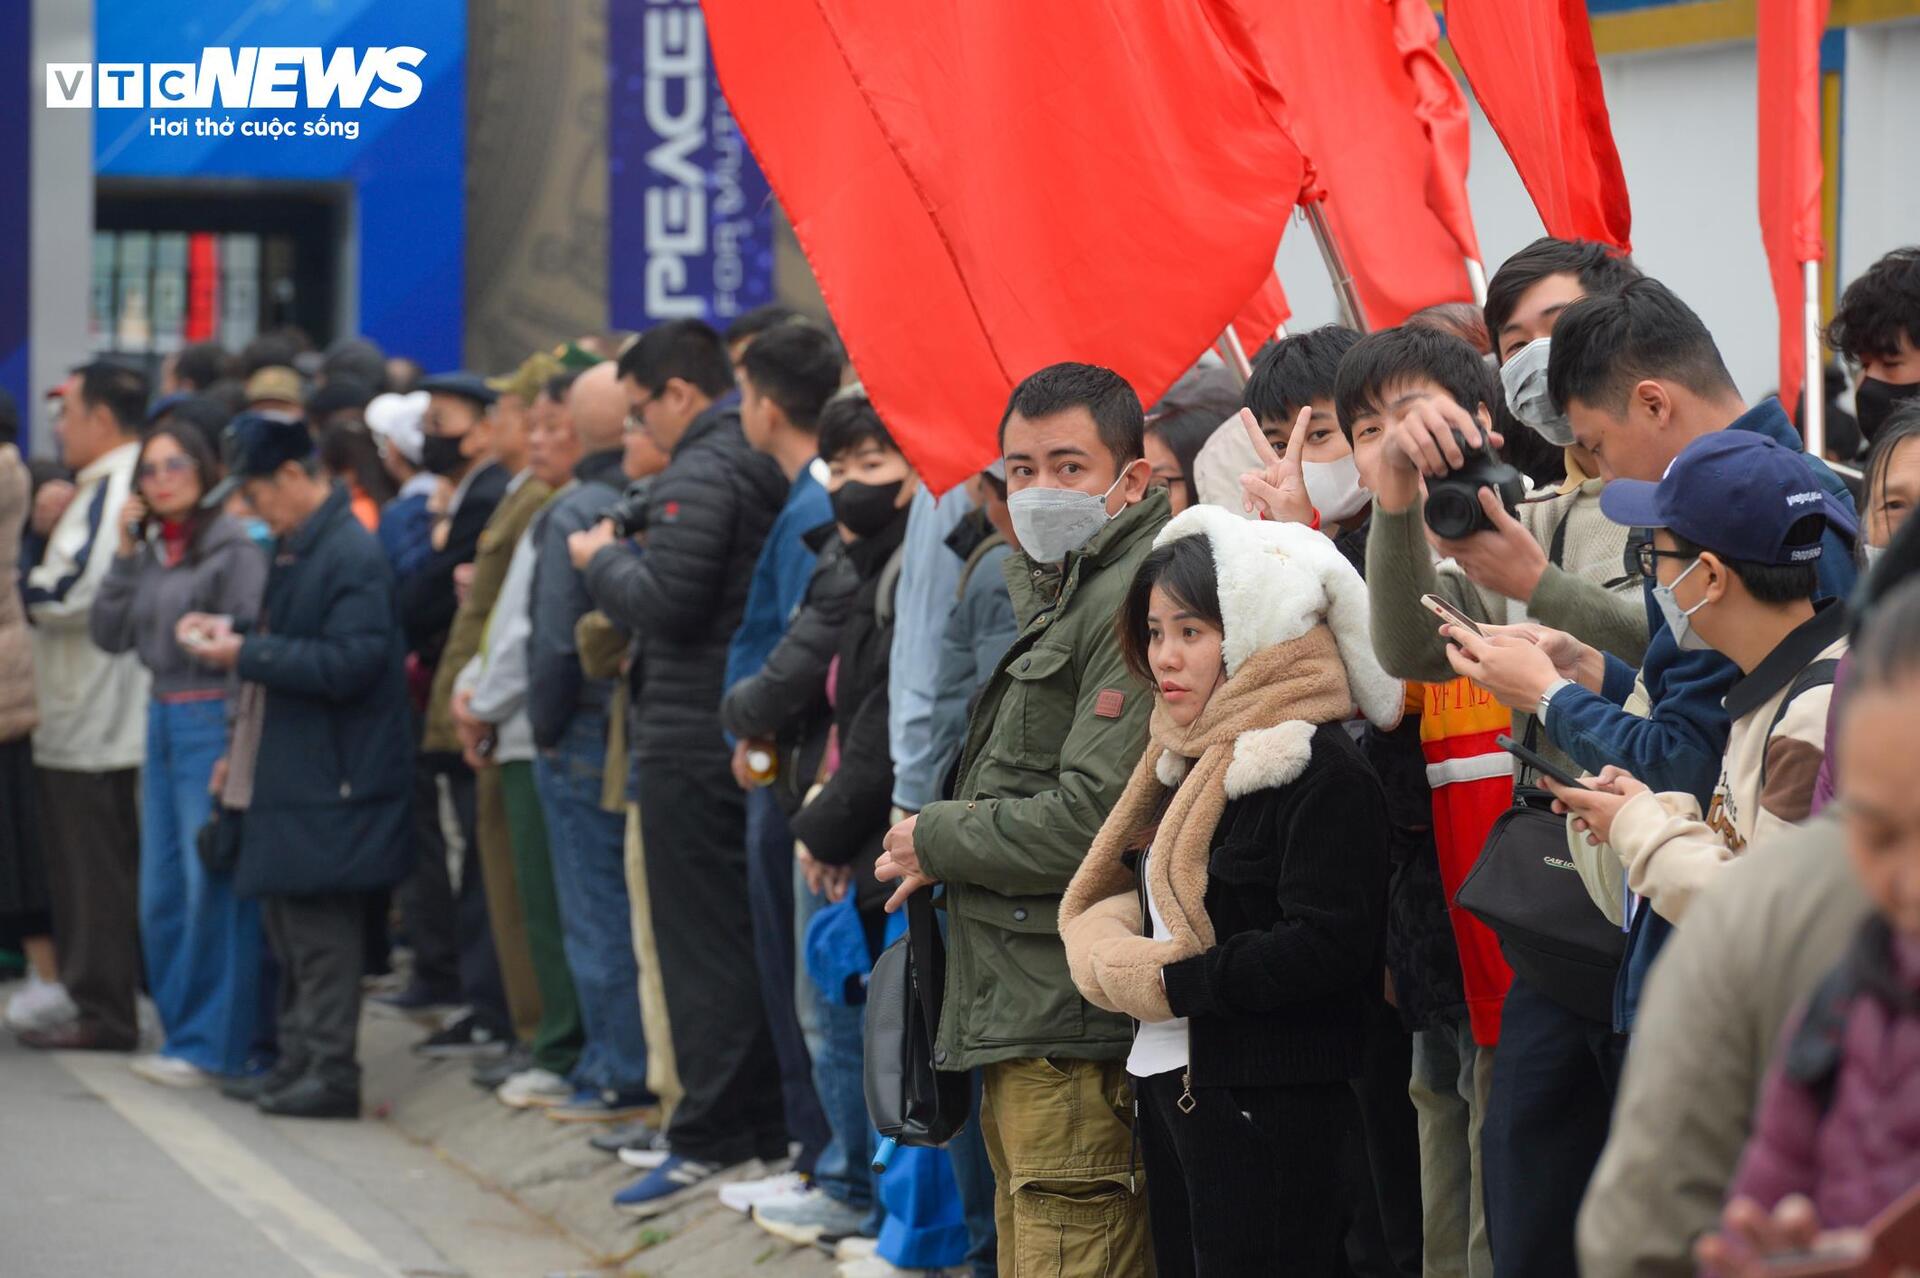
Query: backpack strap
1759 658 1840 789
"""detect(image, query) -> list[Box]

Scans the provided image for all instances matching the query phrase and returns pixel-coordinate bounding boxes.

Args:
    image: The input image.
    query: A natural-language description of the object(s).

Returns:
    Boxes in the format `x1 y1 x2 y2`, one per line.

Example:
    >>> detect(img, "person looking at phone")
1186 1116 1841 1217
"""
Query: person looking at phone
1455 433 1856 925
89 423 268 1087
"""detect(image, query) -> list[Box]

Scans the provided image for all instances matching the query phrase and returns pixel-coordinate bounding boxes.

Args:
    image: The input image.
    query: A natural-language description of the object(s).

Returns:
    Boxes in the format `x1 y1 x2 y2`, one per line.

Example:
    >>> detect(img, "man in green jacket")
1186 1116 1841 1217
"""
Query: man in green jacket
877 363 1167 1277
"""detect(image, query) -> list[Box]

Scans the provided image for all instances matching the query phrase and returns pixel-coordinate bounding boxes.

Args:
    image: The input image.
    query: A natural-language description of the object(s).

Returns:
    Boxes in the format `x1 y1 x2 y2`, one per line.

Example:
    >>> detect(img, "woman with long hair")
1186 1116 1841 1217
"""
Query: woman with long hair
90 424 268 1086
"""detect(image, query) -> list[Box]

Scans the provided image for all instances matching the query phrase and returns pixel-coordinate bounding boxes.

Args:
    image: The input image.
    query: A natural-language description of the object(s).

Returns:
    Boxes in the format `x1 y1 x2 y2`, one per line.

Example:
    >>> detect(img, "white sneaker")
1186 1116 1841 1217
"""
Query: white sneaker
835 1236 880 1262
616 1131 674 1170
839 1256 949 1277
495 1068 573 1109
130 1054 211 1089
4 975 77 1032
718 1169 807 1215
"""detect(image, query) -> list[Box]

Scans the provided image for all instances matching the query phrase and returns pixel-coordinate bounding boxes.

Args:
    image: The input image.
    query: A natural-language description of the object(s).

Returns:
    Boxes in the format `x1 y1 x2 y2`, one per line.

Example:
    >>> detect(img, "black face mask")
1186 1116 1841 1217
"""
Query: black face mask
420 432 469 477
1856 377 1920 445
831 478 905 539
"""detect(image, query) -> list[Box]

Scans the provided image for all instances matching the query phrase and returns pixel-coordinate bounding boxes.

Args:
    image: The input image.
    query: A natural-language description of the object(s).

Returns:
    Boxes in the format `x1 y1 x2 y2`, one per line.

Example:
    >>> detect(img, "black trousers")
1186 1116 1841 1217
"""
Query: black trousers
744 786 830 1172
38 766 142 1046
405 752 508 1032
1481 974 1627 1278
1136 1067 1356 1277
263 891 367 1093
1341 994 1426 1278
636 755 786 1166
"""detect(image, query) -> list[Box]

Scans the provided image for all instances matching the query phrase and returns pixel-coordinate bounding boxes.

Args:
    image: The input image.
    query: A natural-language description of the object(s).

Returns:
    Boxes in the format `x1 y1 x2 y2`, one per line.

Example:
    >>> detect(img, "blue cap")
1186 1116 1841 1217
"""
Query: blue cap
145 390 193 426
201 413 316 508
416 370 498 407
1599 431 1857 566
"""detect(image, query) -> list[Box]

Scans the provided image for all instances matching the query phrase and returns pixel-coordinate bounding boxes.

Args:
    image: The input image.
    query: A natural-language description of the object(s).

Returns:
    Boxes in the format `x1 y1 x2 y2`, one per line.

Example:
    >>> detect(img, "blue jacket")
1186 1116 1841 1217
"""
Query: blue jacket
1542 398 1857 1027
378 490 434 581
233 484 413 899
724 457 832 692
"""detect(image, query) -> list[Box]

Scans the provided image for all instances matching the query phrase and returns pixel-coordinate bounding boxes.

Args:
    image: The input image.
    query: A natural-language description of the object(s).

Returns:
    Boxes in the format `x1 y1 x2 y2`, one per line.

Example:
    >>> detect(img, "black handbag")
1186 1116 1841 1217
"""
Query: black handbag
195 804 244 876
863 888 970 1157
1455 778 1625 1024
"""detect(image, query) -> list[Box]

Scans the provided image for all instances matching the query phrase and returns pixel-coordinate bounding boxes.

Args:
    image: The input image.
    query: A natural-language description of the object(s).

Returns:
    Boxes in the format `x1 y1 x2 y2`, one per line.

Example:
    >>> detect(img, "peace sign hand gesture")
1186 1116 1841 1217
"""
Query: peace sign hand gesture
1237 406 1317 527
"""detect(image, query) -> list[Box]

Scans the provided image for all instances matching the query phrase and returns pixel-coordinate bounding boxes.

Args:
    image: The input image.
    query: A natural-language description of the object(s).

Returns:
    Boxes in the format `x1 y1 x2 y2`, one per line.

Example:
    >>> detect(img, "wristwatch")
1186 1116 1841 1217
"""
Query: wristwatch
1537 677 1575 726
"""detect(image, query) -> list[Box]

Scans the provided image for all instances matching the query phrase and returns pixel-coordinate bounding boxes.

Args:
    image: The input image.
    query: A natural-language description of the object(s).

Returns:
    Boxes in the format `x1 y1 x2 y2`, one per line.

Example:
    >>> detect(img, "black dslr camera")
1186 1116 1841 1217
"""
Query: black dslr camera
1424 432 1526 540
606 481 652 538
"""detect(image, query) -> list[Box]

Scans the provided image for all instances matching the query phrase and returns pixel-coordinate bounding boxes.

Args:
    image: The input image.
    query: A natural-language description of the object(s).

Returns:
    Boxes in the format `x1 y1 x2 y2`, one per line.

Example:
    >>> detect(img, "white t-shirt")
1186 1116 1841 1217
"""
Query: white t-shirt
1126 850 1191 1078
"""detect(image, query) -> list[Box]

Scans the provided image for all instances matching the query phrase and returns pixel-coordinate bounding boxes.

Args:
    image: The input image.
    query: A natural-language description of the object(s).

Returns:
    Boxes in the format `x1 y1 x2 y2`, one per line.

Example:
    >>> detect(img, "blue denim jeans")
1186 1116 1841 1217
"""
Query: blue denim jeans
534 709 649 1095
747 786 829 1173
140 695 263 1075
794 863 874 1213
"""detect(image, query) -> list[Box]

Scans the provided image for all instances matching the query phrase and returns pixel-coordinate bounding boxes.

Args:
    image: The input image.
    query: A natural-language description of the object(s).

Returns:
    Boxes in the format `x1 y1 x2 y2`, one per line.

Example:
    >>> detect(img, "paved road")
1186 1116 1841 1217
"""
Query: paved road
0 1017 595 1278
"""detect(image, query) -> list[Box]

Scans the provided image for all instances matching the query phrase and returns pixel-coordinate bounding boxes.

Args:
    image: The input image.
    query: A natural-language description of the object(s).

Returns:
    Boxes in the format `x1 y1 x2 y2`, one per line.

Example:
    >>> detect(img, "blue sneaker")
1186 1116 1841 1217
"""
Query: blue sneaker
612 1154 752 1219
544 1086 660 1125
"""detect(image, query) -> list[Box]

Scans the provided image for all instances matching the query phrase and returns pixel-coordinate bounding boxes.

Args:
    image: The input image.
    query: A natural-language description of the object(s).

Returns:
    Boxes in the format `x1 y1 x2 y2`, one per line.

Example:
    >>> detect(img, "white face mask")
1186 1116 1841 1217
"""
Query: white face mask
1864 541 1887 571
1302 454 1370 523
1007 464 1137 564
1651 556 1713 652
1500 337 1577 447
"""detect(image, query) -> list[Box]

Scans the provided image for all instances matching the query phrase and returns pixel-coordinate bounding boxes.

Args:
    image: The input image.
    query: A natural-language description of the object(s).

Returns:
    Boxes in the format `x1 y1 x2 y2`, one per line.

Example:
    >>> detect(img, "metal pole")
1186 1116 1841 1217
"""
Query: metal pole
1803 258 1825 460
1465 258 1489 307
1303 200 1368 332
1216 326 1253 385
1273 322 1288 341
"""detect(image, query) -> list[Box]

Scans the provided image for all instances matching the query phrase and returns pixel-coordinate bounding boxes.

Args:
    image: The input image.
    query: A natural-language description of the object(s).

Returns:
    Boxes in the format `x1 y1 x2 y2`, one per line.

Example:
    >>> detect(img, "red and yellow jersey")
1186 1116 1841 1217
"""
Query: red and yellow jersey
1417 678 1515 1046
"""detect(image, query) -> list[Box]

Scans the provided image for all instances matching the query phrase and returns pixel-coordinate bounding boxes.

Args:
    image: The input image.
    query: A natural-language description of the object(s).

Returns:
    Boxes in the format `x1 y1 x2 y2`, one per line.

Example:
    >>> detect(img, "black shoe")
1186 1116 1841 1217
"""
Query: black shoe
221 1061 302 1102
257 1075 360 1119
414 1012 511 1060
470 1042 533 1089
368 982 458 1021
590 1117 664 1155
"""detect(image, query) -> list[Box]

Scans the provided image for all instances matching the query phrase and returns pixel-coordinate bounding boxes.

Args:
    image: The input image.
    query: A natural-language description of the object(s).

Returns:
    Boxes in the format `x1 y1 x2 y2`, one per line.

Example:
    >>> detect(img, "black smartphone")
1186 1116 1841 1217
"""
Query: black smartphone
1496 734 1589 790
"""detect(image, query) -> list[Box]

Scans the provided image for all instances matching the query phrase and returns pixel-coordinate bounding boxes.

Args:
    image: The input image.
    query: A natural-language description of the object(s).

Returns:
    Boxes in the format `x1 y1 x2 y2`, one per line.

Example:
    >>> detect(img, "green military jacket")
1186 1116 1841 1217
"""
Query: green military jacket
916 486 1169 1070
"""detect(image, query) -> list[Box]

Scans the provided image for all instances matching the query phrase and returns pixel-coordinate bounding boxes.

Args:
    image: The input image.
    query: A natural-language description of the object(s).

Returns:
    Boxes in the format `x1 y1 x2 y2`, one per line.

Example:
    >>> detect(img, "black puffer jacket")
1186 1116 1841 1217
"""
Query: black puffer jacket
718 522 858 813
788 511 908 925
583 400 786 763
1366 717 1468 1033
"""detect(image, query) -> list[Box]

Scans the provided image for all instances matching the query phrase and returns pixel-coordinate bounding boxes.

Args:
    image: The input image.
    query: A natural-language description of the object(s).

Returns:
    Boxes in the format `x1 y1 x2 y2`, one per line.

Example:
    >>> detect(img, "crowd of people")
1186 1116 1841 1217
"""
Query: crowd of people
1 238 1918 1278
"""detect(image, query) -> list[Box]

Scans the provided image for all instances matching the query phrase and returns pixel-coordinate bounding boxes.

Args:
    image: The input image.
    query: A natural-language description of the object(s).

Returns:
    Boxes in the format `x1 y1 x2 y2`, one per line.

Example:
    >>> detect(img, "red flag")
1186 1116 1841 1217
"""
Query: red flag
1757 0 1830 424
1237 0 1476 327
1232 273 1291 356
1394 0 1482 266
704 0 1308 493
1446 0 1632 252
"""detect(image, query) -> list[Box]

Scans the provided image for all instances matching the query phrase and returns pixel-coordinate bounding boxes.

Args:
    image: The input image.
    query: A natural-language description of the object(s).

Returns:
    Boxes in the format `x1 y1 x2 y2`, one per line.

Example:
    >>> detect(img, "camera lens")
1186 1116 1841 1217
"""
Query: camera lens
1425 485 1477 540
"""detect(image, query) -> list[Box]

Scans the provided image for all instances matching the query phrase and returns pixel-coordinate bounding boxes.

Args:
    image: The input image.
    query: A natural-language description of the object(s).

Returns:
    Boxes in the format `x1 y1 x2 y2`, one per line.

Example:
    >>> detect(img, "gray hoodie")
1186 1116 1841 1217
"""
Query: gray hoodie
90 515 268 697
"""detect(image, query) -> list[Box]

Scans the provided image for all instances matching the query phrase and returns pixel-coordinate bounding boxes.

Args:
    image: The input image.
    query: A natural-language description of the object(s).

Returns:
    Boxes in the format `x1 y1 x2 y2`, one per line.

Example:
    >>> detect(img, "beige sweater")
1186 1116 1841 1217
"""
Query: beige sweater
1607 616 1846 924
0 446 37 742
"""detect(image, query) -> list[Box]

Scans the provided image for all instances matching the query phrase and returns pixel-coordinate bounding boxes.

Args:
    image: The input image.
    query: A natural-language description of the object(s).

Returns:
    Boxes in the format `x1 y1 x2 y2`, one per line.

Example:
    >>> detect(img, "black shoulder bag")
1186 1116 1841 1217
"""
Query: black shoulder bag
863 887 970 1158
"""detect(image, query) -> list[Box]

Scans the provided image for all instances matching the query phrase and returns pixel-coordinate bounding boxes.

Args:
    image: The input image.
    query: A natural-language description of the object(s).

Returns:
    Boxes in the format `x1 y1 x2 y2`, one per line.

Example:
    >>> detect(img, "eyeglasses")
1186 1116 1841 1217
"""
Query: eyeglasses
624 393 656 434
137 455 196 481
1634 542 1696 578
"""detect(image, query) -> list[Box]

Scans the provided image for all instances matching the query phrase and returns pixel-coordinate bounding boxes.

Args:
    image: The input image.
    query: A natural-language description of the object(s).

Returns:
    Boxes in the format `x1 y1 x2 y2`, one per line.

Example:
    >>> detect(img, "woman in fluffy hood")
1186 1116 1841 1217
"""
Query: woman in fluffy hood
1059 504 1401 1276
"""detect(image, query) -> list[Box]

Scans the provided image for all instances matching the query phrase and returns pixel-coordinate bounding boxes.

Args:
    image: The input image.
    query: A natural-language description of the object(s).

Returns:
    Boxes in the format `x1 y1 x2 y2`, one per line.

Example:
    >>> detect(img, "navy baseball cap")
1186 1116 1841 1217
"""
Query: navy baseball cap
416 370 498 407
1599 431 1858 566
201 413 317 508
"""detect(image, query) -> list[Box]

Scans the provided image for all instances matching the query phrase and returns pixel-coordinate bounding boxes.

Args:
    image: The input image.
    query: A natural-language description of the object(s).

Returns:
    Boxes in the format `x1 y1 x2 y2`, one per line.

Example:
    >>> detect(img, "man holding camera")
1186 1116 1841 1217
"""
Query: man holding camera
525 361 662 1122
1355 244 1649 1278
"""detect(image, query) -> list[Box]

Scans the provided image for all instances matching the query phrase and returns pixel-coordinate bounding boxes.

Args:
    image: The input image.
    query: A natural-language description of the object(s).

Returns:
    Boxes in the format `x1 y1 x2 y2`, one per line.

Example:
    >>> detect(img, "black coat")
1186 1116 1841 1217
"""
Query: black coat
583 401 786 763
233 485 413 899
397 460 508 662
718 523 858 813
1158 723 1390 1089
788 512 908 922
1367 718 1468 1032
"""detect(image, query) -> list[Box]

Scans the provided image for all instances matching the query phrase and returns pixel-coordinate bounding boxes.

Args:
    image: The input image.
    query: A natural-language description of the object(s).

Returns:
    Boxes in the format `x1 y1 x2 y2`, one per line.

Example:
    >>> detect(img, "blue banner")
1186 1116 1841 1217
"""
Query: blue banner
608 0 775 332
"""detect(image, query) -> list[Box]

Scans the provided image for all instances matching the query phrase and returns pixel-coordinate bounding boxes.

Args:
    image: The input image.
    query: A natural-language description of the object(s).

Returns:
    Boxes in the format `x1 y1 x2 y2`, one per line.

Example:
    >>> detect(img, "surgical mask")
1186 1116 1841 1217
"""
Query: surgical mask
1652 556 1713 652
1302 455 1370 523
243 517 274 553
1500 337 1577 447
420 432 469 477
830 478 906 539
1854 377 1920 444
1864 541 1887 572
1007 464 1137 564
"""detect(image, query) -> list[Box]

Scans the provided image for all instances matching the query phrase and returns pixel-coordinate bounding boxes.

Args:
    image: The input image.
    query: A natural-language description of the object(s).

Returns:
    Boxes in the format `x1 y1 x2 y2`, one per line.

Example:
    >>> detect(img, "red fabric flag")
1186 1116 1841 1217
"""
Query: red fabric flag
704 0 1308 492
1446 0 1632 252
1757 0 1830 425
1237 0 1476 327
1232 272 1291 356
1394 0 1482 266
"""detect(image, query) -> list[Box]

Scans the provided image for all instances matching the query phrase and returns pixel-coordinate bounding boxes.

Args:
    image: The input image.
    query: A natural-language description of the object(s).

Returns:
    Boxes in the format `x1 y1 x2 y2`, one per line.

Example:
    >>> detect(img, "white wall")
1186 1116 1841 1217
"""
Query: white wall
1271 19 1920 406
